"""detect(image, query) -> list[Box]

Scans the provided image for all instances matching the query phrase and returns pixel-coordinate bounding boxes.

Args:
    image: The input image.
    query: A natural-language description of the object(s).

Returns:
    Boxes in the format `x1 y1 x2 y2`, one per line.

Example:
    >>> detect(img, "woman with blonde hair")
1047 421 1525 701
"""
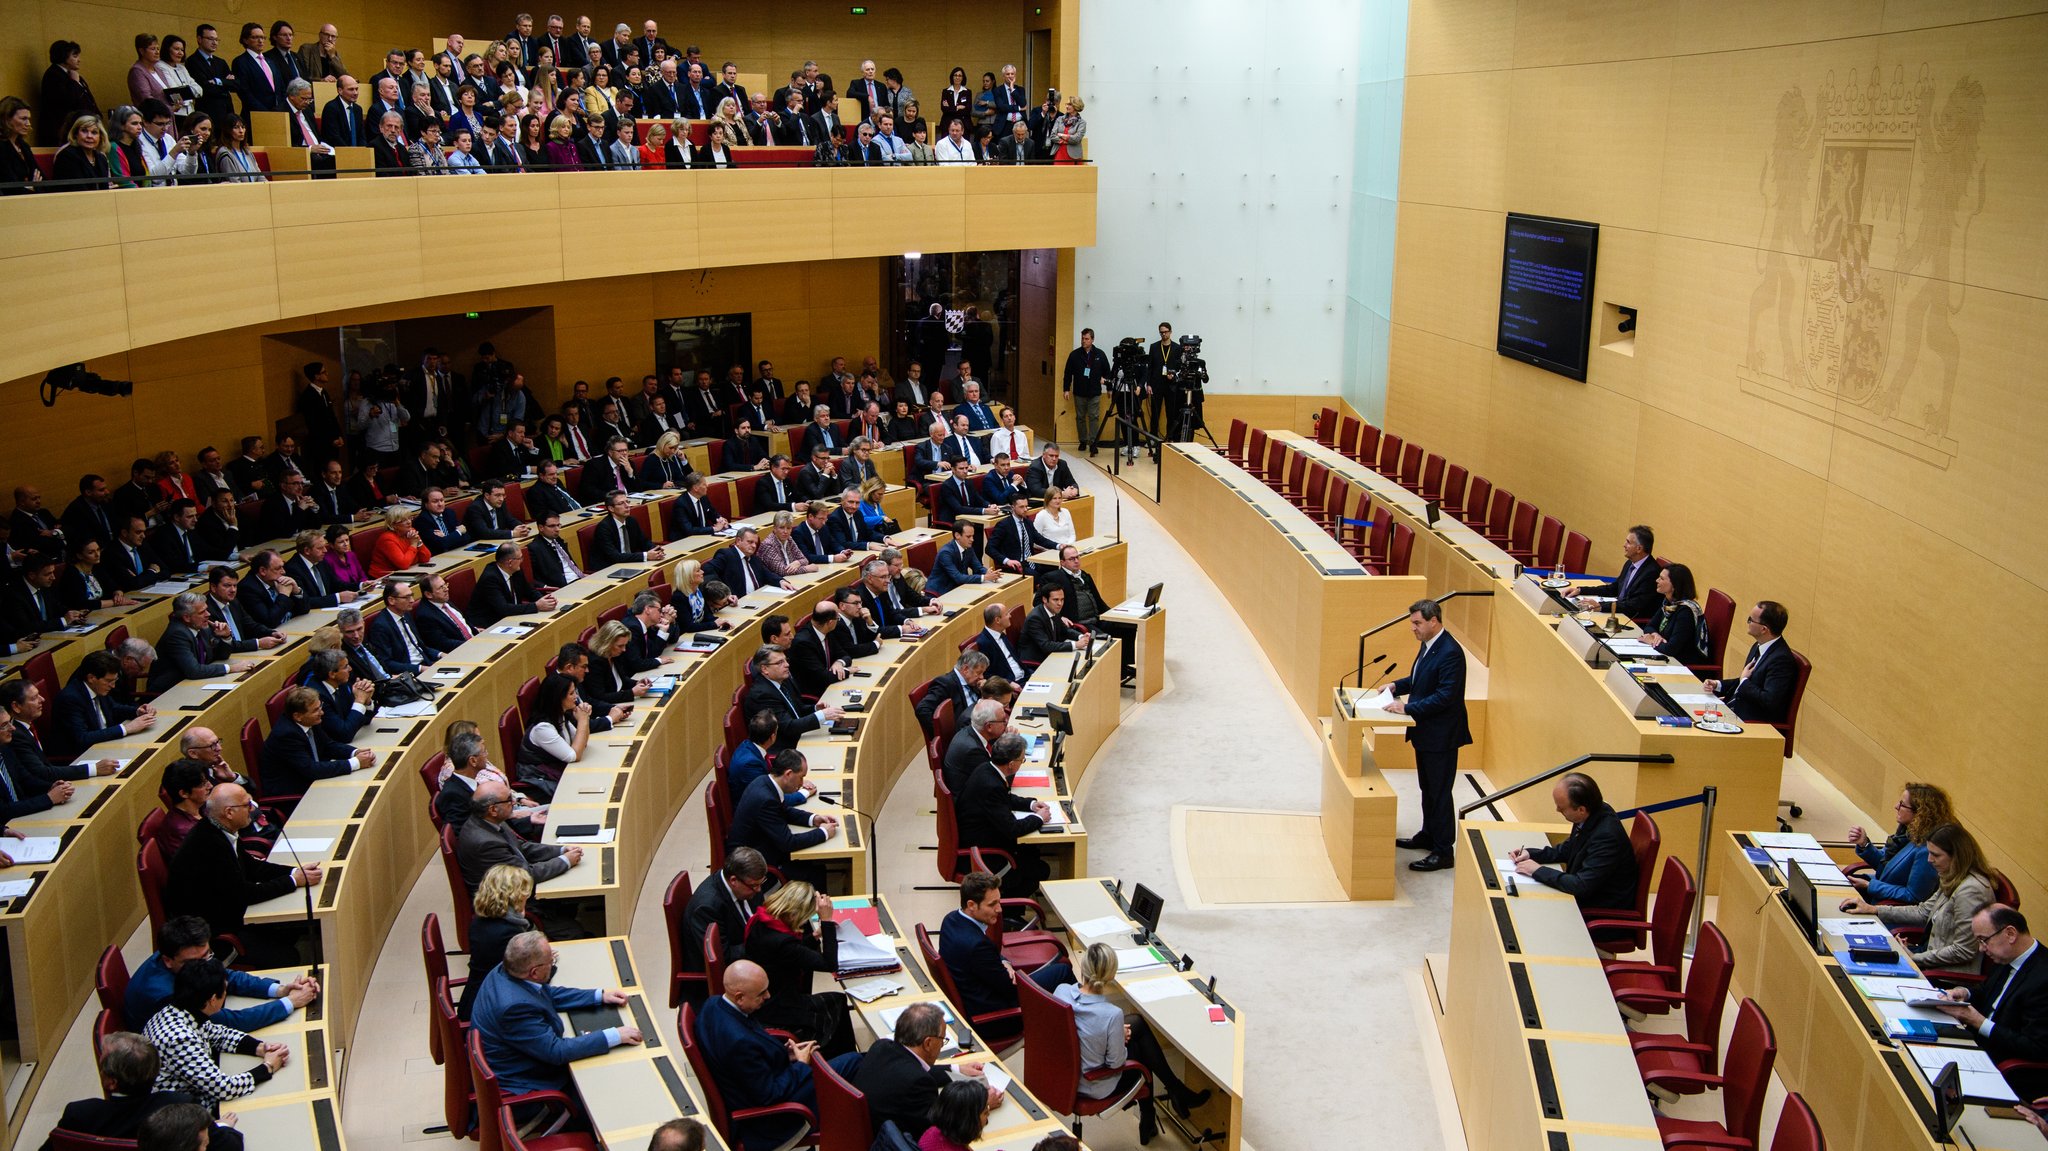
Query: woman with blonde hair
742 878 856 1055
367 508 432 577
638 119 671 169
710 96 746 146
305 624 343 654
1050 95 1086 164
50 113 110 190
1847 782 1952 904
457 864 534 1019
584 619 647 708
671 558 715 630
1055 943 1210 1141
857 477 899 535
1841 822 1997 974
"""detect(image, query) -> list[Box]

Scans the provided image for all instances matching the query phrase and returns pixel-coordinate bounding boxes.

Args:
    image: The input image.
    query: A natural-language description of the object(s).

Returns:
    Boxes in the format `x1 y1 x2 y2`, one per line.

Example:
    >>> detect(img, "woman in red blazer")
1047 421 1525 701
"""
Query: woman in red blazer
367 509 433 578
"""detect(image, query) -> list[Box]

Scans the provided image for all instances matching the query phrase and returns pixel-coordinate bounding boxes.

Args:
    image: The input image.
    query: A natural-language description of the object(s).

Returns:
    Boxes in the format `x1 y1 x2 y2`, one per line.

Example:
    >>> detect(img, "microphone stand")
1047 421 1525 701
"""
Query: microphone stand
1364 660 1402 693
271 822 323 978
829 797 883 903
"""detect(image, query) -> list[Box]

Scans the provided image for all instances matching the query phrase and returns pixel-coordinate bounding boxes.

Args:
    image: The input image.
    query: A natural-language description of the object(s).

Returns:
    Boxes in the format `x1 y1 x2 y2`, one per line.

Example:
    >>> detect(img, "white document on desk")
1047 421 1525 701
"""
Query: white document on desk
1909 1044 2019 1103
66 757 132 775
555 828 616 845
1115 946 1170 973
1821 917 1883 936
1852 974 1934 1000
266 837 334 863
1673 693 1722 709
9 837 63 863
0 879 34 899
1128 977 1198 1004
979 1065 1012 1095
380 700 437 718
835 931 895 973
1749 831 1822 850
1358 687 1395 711
1068 914 1133 939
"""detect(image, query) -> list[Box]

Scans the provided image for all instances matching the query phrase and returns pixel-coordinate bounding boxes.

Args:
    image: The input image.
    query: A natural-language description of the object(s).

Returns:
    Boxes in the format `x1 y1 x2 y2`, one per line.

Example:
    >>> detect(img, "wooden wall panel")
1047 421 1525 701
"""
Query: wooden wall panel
1393 2 2048 910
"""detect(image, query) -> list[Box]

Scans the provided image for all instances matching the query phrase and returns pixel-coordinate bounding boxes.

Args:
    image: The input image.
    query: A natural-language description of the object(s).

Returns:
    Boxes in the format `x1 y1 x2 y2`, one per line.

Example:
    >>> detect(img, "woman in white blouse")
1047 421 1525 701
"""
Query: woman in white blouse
988 406 1030 461
153 34 201 125
1034 490 1077 546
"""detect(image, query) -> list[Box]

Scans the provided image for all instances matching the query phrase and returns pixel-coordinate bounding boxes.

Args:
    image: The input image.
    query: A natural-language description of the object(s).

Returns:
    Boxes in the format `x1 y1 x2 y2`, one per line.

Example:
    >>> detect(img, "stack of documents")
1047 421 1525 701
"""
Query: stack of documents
1765 846 1844 885
1067 914 1134 940
1908 1044 2019 1103
1115 945 1172 973
7 838 61 864
835 929 899 976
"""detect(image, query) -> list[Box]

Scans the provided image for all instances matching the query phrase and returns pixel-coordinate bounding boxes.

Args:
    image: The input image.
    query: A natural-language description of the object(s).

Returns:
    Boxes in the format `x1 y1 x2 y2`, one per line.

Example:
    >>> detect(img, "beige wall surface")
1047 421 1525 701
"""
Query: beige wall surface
1392 1 2048 909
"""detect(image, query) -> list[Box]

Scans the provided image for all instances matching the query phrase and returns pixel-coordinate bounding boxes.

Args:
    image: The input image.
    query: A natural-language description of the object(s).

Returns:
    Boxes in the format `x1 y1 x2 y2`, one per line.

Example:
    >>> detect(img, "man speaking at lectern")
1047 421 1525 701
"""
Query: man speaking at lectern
1388 599 1470 873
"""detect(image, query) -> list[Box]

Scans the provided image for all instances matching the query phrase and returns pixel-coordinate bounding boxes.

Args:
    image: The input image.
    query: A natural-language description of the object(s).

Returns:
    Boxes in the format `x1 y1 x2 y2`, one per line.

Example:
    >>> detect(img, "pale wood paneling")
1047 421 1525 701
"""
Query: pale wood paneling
1395 2 2048 912
1395 71 1511 211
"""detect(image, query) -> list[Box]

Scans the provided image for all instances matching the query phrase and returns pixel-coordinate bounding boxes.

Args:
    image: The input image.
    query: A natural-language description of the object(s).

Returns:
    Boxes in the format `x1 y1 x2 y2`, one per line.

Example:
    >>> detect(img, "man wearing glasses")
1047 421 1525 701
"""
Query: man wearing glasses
457 782 588 938
164 782 321 965
1930 905 2047 1103
678 848 772 996
472 930 643 1102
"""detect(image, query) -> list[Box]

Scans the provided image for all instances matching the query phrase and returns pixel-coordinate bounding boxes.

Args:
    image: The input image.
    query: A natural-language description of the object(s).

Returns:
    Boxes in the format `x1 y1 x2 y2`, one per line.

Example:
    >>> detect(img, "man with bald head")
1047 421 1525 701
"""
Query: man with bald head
471 930 642 1100
165 782 321 964
692 959 862 1127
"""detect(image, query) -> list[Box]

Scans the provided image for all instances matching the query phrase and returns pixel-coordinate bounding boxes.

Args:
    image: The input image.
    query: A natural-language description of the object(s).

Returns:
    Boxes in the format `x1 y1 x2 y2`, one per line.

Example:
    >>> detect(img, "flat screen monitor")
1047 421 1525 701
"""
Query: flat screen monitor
1496 213 1600 382
1142 582 1164 607
1047 702 1073 737
1785 860 1822 955
1129 883 1164 941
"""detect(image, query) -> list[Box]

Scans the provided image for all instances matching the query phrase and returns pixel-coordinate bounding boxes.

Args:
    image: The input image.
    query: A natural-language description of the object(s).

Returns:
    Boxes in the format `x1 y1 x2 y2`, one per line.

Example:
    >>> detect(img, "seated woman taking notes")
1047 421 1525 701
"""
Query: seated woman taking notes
1838 822 1996 975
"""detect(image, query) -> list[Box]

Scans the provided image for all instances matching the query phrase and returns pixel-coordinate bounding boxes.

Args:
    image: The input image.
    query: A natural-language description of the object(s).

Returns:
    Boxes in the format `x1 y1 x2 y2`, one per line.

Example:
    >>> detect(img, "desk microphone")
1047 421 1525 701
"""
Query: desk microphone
830 797 883 902
1365 660 1402 692
272 823 323 978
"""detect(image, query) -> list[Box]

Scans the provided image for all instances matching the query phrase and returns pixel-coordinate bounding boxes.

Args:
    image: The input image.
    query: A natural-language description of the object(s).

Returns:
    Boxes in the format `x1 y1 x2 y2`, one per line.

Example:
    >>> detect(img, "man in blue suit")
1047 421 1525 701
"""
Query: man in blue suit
931 459 985 531
1388 599 1470 871
304 650 376 742
257 687 375 798
693 959 860 1149
955 380 997 431
53 650 155 763
726 711 807 807
925 522 990 597
938 871 1071 1025
415 488 470 554
727 750 836 888
472 930 642 1102
364 580 444 673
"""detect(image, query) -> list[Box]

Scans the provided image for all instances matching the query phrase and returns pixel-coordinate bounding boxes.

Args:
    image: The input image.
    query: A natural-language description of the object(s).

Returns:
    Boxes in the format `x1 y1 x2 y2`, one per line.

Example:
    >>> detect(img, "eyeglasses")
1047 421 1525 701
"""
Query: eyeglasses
1895 799 1916 810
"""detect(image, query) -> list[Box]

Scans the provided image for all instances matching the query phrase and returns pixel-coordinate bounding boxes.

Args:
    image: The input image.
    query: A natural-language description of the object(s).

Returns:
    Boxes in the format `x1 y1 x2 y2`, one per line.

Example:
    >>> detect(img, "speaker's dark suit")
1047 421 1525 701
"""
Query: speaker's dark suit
257 720 359 798
1715 640 1798 726
469 566 544 626
165 820 297 935
1392 629 1470 856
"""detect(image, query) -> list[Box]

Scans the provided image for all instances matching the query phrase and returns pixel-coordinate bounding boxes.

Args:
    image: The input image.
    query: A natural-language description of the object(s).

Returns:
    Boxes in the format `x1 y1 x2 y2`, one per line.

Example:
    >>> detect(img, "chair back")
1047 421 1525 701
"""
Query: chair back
1398 441 1423 488
1721 999 1778 1145
1282 451 1307 497
136 840 170 944
239 717 267 795
915 922 973 1021
1365 503 1391 564
467 1027 511 1151
1464 475 1493 528
1648 855 1697 976
1314 408 1338 446
812 1048 874 1151
497 705 527 774
1507 501 1537 556
598 603 630 626
46 1130 135 1150
1355 422 1381 466
420 752 449 800
932 698 958 748
1683 922 1735 1071
1015 968 1082 1113
1769 1093 1823 1151
516 676 541 727
21 652 57 738
264 686 294 727
438 824 473 948
1383 523 1415 576
135 807 167 848
664 869 703 1008
723 703 745 751
421 912 451 1063
1534 515 1564 570
1226 418 1249 461
1440 463 1469 518
1561 529 1592 577
93 1009 118 1094
1627 812 1662 922
678 1002 740 1140
1245 428 1270 478
703 921 731 997
1376 432 1403 476
934 772 963 882
1301 463 1329 515
1701 589 1736 671
95 945 131 1025
444 566 477 611
704 778 730 870
1485 487 1515 540
708 479 739 520
1774 649 1813 758
1420 453 1446 500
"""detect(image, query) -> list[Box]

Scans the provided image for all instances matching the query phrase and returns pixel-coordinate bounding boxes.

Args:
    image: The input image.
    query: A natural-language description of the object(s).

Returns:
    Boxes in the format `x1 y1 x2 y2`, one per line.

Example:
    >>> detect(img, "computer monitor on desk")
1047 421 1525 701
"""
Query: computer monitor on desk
1129 882 1164 944
1142 582 1163 609
1783 861 1823 956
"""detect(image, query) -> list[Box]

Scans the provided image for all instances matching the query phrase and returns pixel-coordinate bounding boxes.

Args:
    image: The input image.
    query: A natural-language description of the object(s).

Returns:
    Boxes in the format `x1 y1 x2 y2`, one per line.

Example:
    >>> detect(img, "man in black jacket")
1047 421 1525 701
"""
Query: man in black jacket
41 1031 247 1150
1389 599 1471 872
1019 585 1086 667
915 652 986 739
1931 905 2048 1102
740 645 846 744
526 515 585 589
726 751 837 887
1024 444 1081 500
258 687 376 798
679 848 769 991
1573 524 1662 620
166 782 320 963
470 544 557 626
255 472 325 545
1706 600 1799 725
1510 772 1639 915
955 732 1053 897
587 492 665 569
526 462 582 519
854 1002 996 1139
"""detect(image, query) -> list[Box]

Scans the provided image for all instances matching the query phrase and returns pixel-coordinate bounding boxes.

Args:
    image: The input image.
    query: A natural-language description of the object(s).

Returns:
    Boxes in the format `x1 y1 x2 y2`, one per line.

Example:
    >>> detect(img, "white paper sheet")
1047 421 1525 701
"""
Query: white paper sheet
1127 978 1198 1004
1067 914 1134 939
0 880 34 899
8 837 62 864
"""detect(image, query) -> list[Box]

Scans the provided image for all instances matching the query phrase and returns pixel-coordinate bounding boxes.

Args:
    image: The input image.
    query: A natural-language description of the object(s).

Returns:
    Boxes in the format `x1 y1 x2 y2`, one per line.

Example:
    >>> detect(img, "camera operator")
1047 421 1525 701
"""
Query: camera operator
1148 322 1183 447
1062 328 1110 458
1173 335 1210 443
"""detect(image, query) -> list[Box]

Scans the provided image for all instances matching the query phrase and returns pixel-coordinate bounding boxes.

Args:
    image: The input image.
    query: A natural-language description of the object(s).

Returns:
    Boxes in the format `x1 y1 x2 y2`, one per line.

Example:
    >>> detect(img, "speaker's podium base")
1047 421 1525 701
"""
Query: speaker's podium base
1319 706 1403 900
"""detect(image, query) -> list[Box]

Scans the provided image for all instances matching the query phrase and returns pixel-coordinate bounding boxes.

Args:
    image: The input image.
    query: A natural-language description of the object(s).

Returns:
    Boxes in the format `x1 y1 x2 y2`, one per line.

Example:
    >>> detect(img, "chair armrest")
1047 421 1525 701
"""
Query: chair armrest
1630 1035 1713 1056
969 1007 1023 1029
1583 919 1653 940
1604 961 1679 980
1578 907 1646 924
765 1028 798 1042
729 1100 818 1126
1083 1060 1149 1083
501 1088 579 1116
1643 1068 1726 1093
1614 988 1688 1010
1660 1133 1754 1151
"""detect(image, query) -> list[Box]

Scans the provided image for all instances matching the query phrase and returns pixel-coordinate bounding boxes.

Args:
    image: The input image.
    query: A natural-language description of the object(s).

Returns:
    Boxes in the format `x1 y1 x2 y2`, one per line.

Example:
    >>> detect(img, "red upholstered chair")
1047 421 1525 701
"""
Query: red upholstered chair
704 779 731 871
1437 463 1470 520
470 1029 591 1151
445 566 477 611
1244 428 1271 480
1314 407 1339 446
46 1129 136 1150
135 806 167 849
1463 475 1493 530
1354 422 1382 468
1603 856 1697 1010
1483 488 1516 545
665 870 709 1008
1771 650 1813 758
499 482 529 522
967 848 1059 964
1692 589 1737 678
95 946 131 1029
1278 451 1308 500
724 704 745 752
916 923 1023 1051
1298 463 1329 514
703 923 732 998
1505 501 1539 563
1645 999 1776 1151
1224 419 1249 465
1577 812 1661 953
21 651 58 737
572 520 601 571
438 824 473 949
496 705 522 774
420 752 449 801
1375 432 1403 477
264 686 293 727
705 480 737 521
1016 968 1151 1139
1420 453 1446 502
420 912 465 1065
679 1002 819 1151
1767 1094 1824 1151
1398 441 1423 489
1369 523 1414 576
1626 921 1733 1090
811 1048 874 1151
1561 530 1592 578
1531 515 1565 571
516 676 542 727
241 717 301 810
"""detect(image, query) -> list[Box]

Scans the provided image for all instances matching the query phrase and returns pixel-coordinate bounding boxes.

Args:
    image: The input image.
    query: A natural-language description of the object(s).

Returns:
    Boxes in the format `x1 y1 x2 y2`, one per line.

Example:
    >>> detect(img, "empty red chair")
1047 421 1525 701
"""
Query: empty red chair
1336 415 1362 460
664 870 709 1009
496 706 521 774
421 913 463 1065
1463 475 1493 529
1369 523 1414 576
437 824 473 949
1767 1094 1823 1151
1440 463 1469 518
1354 422 1382 467
1016 968 1151 1141
1375 432 1403 477
1224 419 1248 465
1314 407 1339 446
1277 451 1308 500
95 946 131 1029
1645 999 1776 1151
1561 529 1592 577
1603 856 1697 1010
1505 501 1539 563
1419 453 1446 501
1483 488 1515 545
1627 921 1734 1090
704 779 731 871
1531 515 1564 570
1397 442 1423 489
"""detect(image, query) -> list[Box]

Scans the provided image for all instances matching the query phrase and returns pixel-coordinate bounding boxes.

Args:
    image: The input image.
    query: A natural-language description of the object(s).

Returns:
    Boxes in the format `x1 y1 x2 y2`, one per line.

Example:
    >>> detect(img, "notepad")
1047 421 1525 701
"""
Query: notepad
1820 917 1882 936
8 837 62 864
1128 977 1198 1004
1749 831 1822 850
266 837 334 863
487 624 533 636
1067 914 1134 939
199 682 240 691
845 980 902 1003
1854 975 1937 1001
981 1065 1012 1094
1116 945 1171 973
1908 1044 2019 1103
555 828 616 845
